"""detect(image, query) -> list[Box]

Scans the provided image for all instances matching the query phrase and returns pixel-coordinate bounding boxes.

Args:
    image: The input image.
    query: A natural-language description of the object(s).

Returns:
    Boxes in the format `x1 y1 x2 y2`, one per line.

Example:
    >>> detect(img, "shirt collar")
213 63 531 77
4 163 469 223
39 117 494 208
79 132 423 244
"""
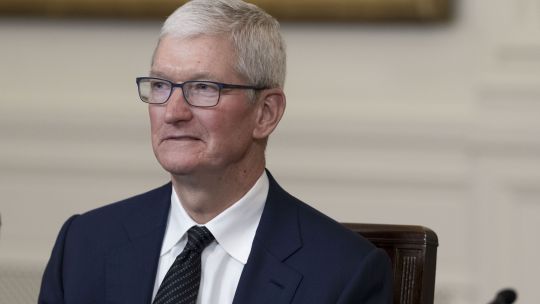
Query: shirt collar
159 189 196 258
160 172 269 265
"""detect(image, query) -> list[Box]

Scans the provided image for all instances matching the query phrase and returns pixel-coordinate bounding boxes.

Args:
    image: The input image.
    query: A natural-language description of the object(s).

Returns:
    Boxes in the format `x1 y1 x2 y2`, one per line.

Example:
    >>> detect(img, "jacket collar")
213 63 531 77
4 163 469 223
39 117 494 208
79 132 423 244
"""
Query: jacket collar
232 170 304 304
105 172 305 304
120 182 172 240
105 183 171 304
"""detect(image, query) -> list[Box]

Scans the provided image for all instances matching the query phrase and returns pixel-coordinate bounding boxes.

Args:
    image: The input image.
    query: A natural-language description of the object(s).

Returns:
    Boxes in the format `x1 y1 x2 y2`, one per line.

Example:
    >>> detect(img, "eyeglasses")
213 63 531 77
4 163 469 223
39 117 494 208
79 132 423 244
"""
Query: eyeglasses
136 77 266 108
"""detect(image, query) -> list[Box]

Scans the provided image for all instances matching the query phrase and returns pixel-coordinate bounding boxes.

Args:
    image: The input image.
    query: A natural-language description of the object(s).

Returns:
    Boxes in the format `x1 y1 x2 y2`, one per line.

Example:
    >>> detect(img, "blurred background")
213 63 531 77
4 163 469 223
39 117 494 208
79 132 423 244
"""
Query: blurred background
1 0 540 303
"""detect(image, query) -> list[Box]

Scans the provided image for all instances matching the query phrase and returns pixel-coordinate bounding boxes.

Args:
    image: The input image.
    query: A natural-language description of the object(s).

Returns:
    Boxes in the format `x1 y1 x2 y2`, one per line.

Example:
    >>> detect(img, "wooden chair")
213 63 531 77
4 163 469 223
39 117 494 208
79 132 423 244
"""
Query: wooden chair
343 223 438 304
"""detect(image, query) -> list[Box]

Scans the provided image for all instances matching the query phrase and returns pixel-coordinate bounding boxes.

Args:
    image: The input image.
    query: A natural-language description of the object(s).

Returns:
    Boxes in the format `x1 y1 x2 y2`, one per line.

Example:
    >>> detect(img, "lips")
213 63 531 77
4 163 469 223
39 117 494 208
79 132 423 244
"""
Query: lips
161 134 200 143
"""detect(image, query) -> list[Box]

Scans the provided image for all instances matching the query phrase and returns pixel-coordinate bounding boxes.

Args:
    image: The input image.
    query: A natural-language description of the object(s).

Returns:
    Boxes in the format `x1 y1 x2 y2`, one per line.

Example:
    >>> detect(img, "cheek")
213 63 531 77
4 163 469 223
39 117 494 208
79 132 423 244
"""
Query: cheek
210 109 256 145
148 108 165 151
148 107 163 132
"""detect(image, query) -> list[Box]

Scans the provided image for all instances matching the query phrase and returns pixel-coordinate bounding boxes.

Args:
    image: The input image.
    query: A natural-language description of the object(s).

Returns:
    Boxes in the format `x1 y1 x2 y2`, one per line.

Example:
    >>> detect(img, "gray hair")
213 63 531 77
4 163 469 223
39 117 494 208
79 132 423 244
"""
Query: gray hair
159 0 286 89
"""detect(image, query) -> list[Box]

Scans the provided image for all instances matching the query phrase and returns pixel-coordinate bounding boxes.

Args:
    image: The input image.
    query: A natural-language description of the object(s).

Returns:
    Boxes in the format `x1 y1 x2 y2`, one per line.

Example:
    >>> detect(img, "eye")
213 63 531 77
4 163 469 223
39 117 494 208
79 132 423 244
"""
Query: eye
189 82 219 94
151 80 169 90
194 82 212 91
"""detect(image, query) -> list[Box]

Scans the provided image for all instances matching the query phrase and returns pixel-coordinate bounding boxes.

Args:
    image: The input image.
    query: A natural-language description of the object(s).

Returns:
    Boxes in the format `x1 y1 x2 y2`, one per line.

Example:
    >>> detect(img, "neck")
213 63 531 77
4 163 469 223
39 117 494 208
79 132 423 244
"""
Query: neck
171 159 265 224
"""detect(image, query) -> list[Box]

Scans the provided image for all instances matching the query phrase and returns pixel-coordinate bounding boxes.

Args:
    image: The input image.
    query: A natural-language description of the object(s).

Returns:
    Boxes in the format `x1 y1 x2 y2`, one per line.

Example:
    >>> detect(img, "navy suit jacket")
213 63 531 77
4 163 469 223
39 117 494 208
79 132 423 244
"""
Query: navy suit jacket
39 172 393 303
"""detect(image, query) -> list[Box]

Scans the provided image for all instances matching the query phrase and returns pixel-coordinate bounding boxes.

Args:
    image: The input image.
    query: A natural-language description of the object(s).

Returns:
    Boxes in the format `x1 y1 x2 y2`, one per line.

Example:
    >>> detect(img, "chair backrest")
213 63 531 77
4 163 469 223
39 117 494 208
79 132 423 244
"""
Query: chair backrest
343 223 438 304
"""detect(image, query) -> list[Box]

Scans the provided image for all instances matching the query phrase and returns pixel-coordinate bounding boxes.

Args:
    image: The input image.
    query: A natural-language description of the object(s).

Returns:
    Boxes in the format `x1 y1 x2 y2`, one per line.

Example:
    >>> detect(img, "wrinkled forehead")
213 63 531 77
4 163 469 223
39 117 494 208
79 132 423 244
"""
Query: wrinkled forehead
151 33 236 67
150 34 243 83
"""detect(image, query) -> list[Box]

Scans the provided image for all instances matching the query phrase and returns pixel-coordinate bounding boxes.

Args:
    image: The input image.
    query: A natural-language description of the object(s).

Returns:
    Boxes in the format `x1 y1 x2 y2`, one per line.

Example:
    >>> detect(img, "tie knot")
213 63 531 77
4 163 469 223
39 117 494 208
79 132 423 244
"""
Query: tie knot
185 226 214 253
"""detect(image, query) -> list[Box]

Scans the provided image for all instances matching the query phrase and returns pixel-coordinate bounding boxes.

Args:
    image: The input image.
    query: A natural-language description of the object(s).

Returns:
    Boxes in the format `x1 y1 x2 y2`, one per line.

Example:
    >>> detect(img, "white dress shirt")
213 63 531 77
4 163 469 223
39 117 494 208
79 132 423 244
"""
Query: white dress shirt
151 172 269 304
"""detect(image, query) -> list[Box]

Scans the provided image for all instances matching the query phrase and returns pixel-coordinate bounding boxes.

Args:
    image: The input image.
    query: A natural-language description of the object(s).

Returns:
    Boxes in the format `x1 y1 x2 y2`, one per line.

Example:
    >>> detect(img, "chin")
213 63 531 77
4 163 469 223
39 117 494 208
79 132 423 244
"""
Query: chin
160 162 198 176
154 153 196 175
153 143 202 173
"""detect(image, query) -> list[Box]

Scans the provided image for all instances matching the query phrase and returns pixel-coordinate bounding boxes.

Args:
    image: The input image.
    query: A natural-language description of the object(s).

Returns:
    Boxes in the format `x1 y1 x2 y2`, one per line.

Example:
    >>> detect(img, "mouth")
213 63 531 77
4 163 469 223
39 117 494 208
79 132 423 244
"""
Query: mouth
161 135 201 143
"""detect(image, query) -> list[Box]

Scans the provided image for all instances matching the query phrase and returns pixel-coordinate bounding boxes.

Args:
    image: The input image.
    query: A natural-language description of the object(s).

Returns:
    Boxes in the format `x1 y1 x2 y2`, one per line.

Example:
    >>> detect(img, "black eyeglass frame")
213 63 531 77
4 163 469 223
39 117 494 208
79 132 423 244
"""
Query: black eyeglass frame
136 77 267 108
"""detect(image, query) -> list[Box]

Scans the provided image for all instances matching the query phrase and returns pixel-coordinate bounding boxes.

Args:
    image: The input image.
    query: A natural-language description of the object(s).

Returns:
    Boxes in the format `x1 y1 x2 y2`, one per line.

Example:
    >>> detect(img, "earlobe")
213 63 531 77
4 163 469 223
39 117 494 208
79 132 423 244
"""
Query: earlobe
252 88 286 140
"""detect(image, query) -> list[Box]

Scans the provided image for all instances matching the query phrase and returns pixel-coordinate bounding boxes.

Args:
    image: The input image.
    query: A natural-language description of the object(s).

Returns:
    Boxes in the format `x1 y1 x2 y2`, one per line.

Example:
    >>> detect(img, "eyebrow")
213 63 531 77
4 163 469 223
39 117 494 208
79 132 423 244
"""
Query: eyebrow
149 70 170 79
149 70 221 82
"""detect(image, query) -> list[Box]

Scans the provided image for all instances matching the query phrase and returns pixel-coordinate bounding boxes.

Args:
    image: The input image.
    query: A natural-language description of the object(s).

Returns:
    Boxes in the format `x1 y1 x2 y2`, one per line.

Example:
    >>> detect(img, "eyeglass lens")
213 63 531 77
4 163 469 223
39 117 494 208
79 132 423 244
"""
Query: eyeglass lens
138 78 220 107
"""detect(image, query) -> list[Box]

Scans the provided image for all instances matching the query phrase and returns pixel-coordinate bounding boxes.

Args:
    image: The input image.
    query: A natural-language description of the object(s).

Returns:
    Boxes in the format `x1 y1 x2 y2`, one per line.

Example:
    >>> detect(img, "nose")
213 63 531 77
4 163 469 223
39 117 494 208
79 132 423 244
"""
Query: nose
164 87 193 124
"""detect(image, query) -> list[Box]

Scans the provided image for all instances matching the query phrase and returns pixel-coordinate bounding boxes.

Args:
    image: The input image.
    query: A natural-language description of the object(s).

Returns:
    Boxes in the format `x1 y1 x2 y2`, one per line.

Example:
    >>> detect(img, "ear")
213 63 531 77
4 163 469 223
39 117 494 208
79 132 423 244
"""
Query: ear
252 88 286 140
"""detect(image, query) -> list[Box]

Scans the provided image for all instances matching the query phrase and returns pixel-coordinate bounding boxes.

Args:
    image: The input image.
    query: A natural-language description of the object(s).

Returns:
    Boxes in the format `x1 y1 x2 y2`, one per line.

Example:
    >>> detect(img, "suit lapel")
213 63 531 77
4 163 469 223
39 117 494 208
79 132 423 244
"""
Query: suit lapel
105 183 172 304
233 248 302 304
101 174 304 304
233 171 303 304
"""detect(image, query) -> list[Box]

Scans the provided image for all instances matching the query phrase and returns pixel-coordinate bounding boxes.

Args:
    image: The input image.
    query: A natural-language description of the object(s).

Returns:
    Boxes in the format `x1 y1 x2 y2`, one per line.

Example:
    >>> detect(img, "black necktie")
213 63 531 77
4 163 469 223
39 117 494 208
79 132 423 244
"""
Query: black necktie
153 226 215 304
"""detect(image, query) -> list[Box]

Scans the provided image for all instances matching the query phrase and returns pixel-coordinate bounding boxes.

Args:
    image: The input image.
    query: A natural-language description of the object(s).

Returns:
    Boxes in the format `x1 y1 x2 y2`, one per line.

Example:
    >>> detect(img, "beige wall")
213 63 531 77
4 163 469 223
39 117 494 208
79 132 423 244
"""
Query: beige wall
2 0 540 302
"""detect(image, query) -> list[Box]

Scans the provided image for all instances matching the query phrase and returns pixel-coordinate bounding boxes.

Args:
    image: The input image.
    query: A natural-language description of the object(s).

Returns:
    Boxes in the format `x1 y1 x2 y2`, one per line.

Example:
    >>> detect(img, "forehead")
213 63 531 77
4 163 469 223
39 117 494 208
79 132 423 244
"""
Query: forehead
151 35 238 82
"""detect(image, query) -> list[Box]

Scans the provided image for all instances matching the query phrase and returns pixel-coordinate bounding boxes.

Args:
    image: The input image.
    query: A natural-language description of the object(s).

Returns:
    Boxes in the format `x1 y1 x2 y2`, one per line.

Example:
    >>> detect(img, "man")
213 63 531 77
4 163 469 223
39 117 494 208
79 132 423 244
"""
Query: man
39 0 393 303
